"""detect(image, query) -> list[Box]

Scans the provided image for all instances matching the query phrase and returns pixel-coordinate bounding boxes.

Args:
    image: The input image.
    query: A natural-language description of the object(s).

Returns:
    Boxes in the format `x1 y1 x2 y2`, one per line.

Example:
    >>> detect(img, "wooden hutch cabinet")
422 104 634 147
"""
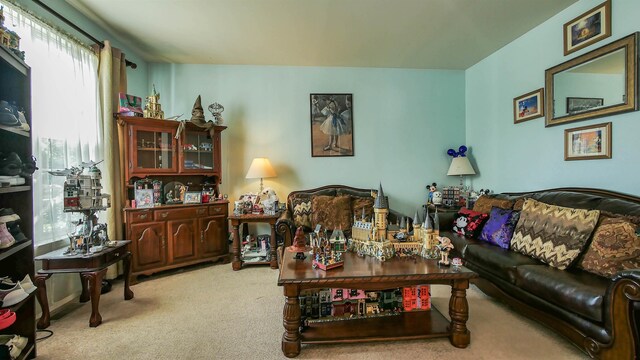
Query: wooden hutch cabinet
118 116 228 278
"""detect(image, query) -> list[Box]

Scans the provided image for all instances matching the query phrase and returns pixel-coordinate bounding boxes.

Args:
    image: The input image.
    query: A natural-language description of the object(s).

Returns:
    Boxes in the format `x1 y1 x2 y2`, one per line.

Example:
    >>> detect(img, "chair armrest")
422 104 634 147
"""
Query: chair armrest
598 269 640 358
276 211 295 249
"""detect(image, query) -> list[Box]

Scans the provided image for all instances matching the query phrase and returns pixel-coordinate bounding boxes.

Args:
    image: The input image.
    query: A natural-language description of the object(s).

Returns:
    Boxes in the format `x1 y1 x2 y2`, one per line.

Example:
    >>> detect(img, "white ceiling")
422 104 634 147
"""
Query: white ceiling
66 0 578 70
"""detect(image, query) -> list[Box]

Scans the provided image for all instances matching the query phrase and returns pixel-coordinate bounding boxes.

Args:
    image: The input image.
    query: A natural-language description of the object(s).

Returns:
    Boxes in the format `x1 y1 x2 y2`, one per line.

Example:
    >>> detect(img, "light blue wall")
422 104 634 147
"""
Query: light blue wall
149 64 465 215
465 0 640 196
14 0 148 94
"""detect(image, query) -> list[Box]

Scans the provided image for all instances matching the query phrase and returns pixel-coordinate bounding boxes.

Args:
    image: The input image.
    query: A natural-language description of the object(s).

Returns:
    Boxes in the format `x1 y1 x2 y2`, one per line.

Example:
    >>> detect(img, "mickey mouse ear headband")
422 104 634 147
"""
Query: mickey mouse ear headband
447 145 468 158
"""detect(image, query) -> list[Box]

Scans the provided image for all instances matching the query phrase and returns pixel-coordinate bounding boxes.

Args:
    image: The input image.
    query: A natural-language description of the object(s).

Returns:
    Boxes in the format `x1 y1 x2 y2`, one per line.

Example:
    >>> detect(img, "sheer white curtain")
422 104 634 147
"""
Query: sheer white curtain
1 2 101 245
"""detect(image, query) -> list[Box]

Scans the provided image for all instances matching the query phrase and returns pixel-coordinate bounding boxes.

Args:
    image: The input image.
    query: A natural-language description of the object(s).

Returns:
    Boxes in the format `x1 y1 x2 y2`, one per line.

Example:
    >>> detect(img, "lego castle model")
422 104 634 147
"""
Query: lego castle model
348 183 440 261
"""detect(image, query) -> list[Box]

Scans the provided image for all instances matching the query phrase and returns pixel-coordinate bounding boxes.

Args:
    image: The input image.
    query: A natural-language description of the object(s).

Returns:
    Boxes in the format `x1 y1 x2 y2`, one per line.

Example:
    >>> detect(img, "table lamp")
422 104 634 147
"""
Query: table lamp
447 156 476 188
245 157 277 194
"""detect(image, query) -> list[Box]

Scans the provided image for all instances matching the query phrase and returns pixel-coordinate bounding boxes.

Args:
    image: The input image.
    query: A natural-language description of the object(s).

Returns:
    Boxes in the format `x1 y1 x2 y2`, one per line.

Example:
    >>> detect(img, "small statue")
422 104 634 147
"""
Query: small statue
426 182 437 204
437 237 454 266
190 95 206 126
208 102 225 125
288 226 309 260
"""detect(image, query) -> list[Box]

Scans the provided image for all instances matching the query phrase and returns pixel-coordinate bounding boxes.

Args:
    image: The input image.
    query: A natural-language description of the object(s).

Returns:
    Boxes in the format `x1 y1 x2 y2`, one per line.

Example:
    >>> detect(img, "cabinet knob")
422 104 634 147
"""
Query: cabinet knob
139 214 148 220
161 212 168 218
200 231 204 243
197 208 205 215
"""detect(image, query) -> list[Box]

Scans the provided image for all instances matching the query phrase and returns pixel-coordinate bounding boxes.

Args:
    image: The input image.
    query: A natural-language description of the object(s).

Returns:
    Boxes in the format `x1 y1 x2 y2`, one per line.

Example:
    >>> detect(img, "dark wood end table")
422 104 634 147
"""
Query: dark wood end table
228 213 280 270
277 251 478 357
34 240 134 328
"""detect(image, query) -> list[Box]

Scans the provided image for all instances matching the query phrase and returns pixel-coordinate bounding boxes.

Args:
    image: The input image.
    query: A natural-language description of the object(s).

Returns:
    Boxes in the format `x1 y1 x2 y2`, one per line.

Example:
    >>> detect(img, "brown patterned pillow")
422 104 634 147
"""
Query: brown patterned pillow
311 195 352 231
351 196 374 221
510 198 600 270
512 197 526 211
291 195 312 229
472 195 514 214
579 216 640 278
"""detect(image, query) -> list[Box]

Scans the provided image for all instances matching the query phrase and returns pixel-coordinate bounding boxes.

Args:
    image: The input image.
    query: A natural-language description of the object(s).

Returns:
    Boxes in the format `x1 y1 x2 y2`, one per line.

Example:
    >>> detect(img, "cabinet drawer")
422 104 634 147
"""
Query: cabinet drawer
209 204 227 216
154 208 198 221
129 210 153 224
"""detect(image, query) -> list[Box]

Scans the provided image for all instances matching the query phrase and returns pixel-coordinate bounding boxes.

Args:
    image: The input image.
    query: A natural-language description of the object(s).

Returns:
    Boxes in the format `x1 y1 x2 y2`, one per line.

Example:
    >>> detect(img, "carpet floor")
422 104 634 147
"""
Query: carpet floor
36 264 587 359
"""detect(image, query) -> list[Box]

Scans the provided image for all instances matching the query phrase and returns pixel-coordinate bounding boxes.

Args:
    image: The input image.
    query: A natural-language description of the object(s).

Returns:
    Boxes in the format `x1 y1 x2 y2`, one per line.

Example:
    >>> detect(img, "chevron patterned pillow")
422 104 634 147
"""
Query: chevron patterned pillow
510 198 600 270
291 196 312 229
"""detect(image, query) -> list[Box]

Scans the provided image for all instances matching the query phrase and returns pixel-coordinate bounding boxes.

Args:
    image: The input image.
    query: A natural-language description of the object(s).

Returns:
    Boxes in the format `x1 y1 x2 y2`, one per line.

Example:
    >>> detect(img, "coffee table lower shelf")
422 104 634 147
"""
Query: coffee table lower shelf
301 310 450 344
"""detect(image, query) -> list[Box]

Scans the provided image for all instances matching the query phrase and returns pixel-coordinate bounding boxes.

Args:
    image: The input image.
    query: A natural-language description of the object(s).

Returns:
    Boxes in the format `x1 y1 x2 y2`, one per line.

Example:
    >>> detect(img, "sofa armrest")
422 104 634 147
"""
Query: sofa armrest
598 269 640 359
276 211 295 249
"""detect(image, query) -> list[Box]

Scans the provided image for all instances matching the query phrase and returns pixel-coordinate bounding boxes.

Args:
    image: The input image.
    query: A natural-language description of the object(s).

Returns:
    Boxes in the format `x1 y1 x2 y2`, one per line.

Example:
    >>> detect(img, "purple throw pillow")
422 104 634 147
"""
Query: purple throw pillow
479 207 520 249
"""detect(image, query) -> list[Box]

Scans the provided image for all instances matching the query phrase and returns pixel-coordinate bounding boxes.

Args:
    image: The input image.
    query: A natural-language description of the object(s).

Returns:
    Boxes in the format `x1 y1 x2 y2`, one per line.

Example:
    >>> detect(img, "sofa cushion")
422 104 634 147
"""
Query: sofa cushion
512 197 526 211
515 264 609 322
311 195 352 231
510 198 600 270
579 216 640 278
473 195 514 214
351 196 374 221
291 195 312 229
452 208 488 238
479 207 520 249
445 231 481 257
465 243 542 283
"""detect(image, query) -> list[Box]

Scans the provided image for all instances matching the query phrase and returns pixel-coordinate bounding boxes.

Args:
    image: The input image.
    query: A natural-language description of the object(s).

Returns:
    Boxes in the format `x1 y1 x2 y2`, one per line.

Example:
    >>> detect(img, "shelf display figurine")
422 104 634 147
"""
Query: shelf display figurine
437 237 454 266
426 182 437 204
143 84 164 119
451 257 463 270
208 102 225 125
261 187 279 215
287 226 310 260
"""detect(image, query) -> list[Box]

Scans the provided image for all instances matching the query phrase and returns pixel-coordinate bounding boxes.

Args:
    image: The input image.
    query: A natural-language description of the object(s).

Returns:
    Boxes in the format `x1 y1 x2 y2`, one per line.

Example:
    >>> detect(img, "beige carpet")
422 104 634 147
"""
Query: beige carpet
36 264 587 360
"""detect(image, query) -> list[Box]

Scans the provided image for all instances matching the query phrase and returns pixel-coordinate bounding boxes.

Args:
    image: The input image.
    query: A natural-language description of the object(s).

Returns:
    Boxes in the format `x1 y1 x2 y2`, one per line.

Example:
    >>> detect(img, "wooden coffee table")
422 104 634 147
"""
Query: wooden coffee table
277 251 478 357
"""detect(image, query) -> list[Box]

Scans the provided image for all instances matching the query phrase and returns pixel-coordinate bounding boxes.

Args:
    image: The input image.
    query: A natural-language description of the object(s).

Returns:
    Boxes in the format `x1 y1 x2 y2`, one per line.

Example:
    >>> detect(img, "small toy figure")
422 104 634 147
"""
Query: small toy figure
432 190 443 205
287 226 309 260
437 237 454 266
451 257 463 270
426 182 437 203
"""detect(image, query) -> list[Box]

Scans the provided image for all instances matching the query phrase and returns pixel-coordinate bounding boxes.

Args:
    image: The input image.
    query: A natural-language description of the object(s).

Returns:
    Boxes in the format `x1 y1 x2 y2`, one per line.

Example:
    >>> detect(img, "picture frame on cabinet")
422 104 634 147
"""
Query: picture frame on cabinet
310 93 354 157
564 122 611 161
514 88 544 123
135 189 155 208
184 191 202 204
563 0 611 56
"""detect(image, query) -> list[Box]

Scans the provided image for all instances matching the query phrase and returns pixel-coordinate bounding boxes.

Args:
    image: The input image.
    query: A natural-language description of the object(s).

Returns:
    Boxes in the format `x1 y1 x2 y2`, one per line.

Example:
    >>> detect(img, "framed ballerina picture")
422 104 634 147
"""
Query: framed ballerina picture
310 93 353 157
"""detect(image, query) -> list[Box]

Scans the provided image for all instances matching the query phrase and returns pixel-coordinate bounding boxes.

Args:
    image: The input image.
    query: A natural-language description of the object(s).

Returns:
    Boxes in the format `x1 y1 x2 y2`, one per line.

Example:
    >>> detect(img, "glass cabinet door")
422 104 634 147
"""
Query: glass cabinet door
132 128 176 173
181 131 214 172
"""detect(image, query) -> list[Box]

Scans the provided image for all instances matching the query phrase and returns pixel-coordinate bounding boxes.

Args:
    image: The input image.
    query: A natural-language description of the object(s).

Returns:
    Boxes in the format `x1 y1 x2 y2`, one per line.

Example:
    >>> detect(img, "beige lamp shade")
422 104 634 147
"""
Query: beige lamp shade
245 158 277 179
447 157 476 176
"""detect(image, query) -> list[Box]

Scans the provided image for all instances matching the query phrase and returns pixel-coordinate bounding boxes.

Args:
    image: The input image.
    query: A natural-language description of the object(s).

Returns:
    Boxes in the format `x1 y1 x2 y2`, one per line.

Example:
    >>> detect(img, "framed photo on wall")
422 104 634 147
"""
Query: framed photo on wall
564 122 611 161
513 88 544 124
310 93 353 157
566 97 604 114
563 0 611 56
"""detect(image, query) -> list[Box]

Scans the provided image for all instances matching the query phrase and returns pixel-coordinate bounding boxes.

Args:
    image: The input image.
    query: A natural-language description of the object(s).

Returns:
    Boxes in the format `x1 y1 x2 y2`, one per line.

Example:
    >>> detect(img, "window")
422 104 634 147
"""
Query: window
1 2 100 245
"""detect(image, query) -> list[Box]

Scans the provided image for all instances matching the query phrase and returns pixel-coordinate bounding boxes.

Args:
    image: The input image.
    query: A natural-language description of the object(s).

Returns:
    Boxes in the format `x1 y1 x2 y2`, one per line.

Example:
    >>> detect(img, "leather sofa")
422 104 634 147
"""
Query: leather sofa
439 188 640 359
276 185 401 248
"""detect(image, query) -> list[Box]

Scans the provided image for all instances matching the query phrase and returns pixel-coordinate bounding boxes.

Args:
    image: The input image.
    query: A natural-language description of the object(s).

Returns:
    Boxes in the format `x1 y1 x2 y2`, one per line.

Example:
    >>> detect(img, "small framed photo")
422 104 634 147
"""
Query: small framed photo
514 88 544 124
566 97 604 114
135 189 154 209
563 0 611 56
564 122 611 161
184 191 202 204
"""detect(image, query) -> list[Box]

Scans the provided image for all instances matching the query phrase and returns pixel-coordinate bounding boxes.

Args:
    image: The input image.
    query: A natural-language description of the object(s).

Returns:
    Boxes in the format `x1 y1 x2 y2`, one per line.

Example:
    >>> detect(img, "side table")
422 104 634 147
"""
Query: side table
34 240 134 328
228 213 280 270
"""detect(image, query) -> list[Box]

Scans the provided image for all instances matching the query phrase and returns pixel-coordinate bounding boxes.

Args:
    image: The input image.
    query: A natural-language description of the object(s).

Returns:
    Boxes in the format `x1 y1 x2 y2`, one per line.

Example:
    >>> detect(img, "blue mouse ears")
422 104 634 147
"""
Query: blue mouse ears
447 145 468 158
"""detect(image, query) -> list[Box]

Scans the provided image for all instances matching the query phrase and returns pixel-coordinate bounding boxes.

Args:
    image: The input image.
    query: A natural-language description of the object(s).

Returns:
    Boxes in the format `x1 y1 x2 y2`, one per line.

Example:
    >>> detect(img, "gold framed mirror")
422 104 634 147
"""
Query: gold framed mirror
545 32 638 127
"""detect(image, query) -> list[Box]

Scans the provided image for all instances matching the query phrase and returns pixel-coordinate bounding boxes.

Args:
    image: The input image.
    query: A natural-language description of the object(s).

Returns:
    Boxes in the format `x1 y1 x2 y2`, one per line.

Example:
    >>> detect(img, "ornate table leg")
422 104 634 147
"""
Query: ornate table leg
79 273 90 303
231 221 242 271
81 268 108 327
449 279 471 348
34 273 52 329
282 284 301 358
270 222 278 269
123 252 134 300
